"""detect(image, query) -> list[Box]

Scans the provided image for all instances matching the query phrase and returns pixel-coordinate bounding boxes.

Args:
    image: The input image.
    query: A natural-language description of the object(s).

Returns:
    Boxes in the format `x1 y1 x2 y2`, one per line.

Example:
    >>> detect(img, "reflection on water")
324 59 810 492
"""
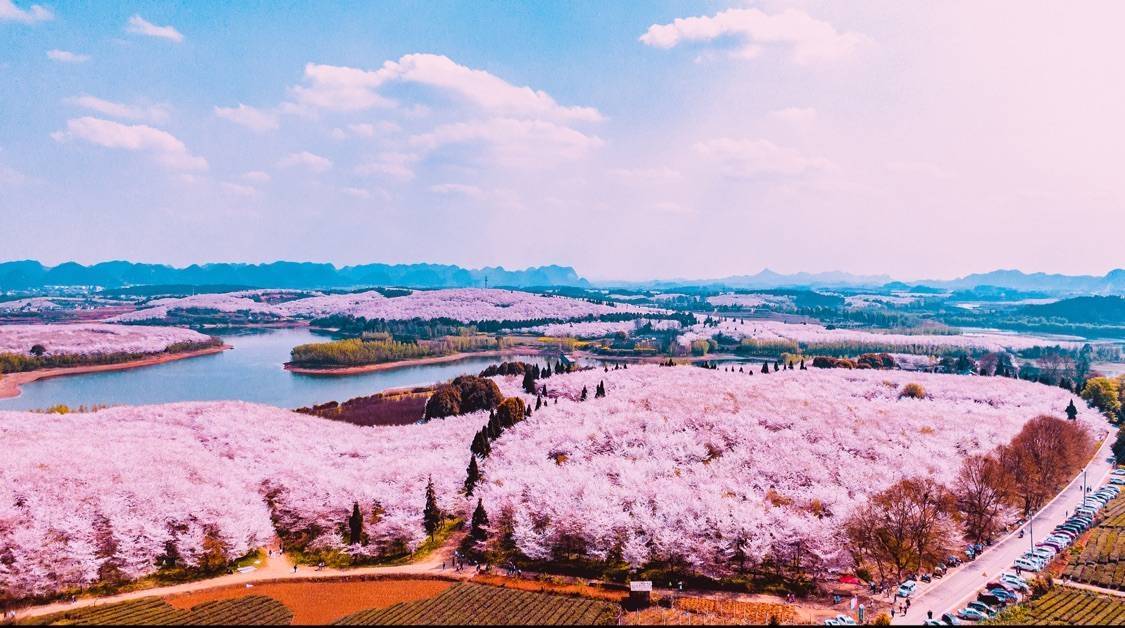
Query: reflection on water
0 327 543 411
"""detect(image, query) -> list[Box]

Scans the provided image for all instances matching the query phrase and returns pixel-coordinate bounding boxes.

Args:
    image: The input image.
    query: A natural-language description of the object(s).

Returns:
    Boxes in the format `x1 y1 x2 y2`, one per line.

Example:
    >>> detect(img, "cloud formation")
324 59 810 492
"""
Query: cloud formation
285 53 602 122
52 116 207 171
640 8 869 64
125 15 184 43
214 104 279 132
277 151 332 173
0 0 52 23
47 49 90 63
66 95 170 123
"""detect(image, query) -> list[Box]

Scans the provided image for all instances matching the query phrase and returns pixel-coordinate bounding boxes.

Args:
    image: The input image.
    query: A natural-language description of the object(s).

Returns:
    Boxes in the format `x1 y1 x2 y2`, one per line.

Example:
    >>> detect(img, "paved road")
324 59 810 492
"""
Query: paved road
895 433 1115 625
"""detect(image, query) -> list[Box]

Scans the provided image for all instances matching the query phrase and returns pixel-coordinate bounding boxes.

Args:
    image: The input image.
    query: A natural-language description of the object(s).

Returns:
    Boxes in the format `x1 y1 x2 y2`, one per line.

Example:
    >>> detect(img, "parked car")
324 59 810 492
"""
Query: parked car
947 555 962 567
923 620 944 626
967 600 997 617
940 612 960 625
897 580 918 598
988 588 1019 603
957 607 987 621
920 572 933 582
1000 572 1029 589
1013 557 1041 571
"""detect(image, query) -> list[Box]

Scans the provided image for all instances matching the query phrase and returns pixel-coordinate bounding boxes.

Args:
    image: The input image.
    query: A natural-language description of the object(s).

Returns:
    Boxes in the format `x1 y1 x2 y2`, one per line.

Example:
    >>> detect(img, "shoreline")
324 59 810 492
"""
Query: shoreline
0 345 231 401
284 348 542 376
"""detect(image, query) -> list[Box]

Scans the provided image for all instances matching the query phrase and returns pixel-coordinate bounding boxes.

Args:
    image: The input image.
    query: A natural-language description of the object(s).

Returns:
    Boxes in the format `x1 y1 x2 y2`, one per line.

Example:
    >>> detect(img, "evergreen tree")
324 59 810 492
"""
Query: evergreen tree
535 395 542 410
522 369 537 394
580 386 588 401
347 501 363 545
525 403 532 417
595 381 606 398
470 498 489 543
464 456 480 496
1066 399 1079 421
761 362 770 374
423 477 441 540
773 361 779 372
800 359 807 370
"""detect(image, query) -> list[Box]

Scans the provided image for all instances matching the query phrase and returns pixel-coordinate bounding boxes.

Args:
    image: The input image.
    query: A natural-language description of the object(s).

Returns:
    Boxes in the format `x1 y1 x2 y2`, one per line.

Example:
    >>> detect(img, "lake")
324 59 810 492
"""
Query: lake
0 327 543 411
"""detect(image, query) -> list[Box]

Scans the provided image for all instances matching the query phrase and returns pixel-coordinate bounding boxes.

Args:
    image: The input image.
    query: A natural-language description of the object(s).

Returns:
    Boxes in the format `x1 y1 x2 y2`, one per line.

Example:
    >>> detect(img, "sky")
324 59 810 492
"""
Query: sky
1 1 1123 282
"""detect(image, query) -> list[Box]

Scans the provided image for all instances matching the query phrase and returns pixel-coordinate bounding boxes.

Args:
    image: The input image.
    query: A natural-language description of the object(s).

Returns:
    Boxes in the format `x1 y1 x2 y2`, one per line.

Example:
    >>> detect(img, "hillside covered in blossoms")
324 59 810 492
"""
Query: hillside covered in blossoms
0 365 1100 600
0 324 211 356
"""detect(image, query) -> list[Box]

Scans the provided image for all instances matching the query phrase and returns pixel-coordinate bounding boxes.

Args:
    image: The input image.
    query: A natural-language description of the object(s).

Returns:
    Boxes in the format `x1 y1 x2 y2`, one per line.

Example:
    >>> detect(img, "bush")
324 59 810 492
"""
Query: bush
425 376 503 419
899 383 927 399
811 356 857 369
856 353 896 370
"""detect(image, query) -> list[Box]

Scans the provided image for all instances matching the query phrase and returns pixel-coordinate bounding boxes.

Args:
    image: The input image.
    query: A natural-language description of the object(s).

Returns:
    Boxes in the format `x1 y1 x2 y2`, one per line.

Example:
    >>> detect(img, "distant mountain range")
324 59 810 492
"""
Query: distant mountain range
601 268 1125 295
2 260 1123 295
0 261 588 290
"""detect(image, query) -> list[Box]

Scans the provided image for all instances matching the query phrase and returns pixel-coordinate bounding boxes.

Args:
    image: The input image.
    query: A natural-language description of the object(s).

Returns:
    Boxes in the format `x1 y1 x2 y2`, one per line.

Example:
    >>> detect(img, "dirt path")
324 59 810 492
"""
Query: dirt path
12 535 467 622
0 345 230 400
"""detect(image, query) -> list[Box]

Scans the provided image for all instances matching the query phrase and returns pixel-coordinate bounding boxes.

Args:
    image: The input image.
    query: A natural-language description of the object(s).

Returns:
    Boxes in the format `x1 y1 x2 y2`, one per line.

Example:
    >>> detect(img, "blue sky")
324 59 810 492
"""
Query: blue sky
2 1 1124 281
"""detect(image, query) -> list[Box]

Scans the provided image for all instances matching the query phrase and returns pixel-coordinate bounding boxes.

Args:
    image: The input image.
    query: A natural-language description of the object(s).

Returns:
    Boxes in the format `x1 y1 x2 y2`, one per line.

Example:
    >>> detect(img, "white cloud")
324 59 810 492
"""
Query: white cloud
640 8 870 65
693 138 832 177
380 53 603 122
0 0 52 23
609 167 683 183
47 49 90 64
214 104 279 132
770 106 817 125
221 182 258 197
410 117 603 166
125 15 184 43
52 116 207 171
285 54 602 122
286 63 390 113
241 170 271 184
354 152 419 181
66 94 170 123
277 151 332 173
349 121 399 137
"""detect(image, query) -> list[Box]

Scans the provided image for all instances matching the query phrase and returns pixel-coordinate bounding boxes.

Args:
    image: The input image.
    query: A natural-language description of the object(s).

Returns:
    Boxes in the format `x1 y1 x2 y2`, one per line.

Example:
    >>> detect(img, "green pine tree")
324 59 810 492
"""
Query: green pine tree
464 455 480 496
423 477 441 540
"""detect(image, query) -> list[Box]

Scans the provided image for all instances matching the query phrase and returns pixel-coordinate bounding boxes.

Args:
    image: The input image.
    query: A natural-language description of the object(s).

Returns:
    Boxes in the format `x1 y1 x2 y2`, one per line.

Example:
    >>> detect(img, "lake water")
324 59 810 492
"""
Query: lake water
0 328 542 411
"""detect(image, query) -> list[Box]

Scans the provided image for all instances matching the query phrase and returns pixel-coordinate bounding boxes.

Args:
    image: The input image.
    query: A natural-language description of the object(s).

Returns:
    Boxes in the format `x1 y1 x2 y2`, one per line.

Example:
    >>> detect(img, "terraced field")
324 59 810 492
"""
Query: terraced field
1065 494 1125 589
19 596 292 625
989 586 1125 625
332 582 620 625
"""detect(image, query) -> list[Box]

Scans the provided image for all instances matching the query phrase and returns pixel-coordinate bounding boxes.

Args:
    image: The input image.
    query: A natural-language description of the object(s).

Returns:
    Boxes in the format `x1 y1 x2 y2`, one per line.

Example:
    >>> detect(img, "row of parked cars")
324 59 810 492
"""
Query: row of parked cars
948 470 1124 623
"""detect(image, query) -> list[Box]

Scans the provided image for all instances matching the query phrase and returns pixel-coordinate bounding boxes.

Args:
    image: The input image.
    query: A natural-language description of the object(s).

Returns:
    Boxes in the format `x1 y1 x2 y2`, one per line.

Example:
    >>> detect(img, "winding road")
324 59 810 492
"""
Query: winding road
895 434 1115 625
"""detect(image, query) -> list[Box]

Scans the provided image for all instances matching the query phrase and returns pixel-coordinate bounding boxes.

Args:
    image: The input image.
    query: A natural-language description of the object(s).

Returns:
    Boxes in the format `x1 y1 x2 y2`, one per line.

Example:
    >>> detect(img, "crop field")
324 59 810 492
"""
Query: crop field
990 585 1125 625
332 582 620 625
20 595 292 625
1065 494 1125 589
164 578 453 625
673 596 796 624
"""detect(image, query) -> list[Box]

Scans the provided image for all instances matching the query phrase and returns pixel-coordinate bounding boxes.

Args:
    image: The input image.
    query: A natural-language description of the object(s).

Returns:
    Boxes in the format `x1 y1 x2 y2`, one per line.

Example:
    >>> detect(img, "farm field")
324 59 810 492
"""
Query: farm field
164 578 454 625
332 582 620 625
18 595 293 626
989 585 1125 625
1065 494 1125 589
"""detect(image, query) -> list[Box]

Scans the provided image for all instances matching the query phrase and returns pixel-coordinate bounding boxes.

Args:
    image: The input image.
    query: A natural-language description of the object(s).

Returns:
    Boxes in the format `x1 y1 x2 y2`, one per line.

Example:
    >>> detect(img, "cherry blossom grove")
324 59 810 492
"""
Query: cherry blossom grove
0 324 211 356
109 288 657 324
677 318 1077 354
0 401 481 599
481 365 1102 575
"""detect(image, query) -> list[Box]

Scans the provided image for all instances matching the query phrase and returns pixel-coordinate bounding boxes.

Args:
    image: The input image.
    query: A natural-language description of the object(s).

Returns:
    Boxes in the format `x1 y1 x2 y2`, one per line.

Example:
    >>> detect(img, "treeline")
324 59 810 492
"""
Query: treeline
312 311 697 336
0 337 222 374
847 414 1092 584
289 335 499 368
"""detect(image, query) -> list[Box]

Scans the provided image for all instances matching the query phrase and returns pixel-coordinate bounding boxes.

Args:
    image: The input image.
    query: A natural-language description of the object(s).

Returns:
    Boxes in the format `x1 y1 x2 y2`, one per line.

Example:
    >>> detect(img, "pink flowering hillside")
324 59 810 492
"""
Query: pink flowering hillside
481 365 1101 576
0 324 211 356
108 288 657 324
678 319 1074 354
0 402 481 599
